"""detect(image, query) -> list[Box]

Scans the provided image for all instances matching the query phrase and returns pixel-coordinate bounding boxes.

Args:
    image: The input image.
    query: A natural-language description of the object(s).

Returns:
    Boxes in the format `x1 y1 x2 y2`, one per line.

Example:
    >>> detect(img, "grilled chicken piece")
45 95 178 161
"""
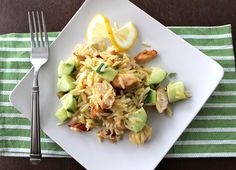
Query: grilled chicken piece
134 49 158 63
94 83 115 109
156 86 169 113
111 74 140 90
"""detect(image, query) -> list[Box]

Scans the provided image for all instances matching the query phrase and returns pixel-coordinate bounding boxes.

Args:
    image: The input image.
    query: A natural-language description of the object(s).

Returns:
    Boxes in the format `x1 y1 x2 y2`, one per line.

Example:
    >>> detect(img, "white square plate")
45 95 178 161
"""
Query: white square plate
10 0 224 169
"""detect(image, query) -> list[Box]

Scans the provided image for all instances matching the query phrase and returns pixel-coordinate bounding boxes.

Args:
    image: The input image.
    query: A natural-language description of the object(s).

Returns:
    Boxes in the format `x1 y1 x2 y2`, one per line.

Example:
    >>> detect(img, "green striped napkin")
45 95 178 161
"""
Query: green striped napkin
0 25 235 158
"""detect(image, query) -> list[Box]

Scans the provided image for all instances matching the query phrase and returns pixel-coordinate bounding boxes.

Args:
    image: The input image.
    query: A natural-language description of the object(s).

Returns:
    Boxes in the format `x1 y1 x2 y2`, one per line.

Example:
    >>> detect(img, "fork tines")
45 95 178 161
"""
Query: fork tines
28 11 48 48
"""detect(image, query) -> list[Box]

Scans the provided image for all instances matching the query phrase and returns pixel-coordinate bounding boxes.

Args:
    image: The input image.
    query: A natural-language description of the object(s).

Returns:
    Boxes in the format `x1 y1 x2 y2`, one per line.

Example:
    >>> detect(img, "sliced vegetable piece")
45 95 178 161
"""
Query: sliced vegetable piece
144 89 157 106
58 61 75 77
125 107 147 133
57 75 75 92
96 63 118 81
167 81 189 103
167 72 177 78
55 107 68 122
60 93 77 113
57 91 65 99
65 57 76 66
156 86 168 113
148 67 167 85
96 63 108 73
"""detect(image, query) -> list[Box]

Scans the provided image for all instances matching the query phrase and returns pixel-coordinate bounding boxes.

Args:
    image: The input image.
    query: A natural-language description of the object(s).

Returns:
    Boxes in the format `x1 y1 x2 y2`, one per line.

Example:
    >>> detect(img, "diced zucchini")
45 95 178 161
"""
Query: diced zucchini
96 63 107 74
57 75 75 92
167 81 189 103
95 63 118 82
58 60 75 77
126 107 147 133
148 67 167 85
144 89 157 106
60 93 77 113
55 107 68 122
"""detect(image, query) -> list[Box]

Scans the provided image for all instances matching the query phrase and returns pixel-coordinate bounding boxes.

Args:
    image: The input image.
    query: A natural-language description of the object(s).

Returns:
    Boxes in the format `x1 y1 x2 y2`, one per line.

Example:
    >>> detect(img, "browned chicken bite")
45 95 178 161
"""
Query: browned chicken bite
111 74 140 90
94 83 115 109
134 49 158 63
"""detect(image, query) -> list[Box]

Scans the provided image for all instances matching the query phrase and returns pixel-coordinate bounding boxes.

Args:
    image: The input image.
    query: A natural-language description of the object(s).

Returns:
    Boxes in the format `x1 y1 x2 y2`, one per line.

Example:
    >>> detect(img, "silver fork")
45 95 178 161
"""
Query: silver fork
28 11 48 165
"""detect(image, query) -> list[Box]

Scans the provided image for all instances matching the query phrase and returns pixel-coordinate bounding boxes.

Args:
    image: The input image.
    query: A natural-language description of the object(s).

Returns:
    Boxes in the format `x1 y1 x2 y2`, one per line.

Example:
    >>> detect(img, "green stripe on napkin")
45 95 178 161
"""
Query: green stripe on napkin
167 25 236 157
0 25 235 158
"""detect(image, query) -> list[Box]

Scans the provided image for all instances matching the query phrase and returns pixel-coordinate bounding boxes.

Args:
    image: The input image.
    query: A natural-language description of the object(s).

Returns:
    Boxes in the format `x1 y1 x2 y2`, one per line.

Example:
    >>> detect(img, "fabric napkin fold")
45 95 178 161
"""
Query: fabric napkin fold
0 25 235 158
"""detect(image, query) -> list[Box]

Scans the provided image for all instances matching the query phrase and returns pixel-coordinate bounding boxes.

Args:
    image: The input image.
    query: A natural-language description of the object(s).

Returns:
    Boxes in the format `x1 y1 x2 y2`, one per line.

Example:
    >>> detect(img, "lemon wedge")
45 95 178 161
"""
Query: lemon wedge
86 14 113 45
86 14 138 51
110 22 138 51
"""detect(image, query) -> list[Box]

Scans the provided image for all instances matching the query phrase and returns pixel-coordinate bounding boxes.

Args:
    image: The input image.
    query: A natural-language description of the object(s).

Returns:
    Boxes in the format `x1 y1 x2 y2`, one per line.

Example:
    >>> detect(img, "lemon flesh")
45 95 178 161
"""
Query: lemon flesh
111 22 138 51
86 14 138 51
86 14 113 45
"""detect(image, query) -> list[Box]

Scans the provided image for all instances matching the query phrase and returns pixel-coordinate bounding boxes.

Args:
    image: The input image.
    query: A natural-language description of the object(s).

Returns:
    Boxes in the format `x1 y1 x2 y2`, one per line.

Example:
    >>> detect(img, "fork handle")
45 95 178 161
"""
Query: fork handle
30 85 41 165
